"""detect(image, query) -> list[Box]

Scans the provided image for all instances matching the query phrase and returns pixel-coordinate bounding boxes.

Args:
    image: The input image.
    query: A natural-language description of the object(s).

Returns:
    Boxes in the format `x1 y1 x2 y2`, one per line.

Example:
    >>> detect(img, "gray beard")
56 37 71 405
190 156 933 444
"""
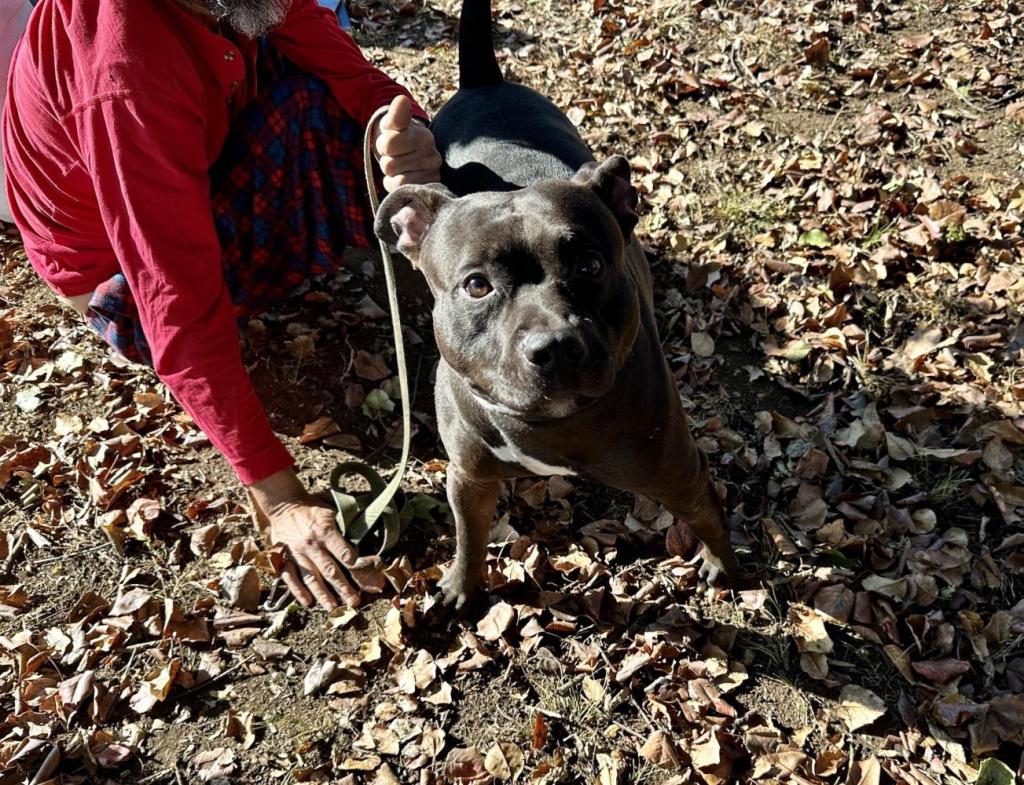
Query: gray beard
202 0 292 38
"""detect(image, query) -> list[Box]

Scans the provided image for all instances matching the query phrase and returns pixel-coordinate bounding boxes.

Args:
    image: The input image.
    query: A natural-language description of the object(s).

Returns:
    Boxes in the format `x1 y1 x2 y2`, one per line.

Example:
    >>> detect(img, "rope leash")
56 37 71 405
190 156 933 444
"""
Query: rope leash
329 105 412 554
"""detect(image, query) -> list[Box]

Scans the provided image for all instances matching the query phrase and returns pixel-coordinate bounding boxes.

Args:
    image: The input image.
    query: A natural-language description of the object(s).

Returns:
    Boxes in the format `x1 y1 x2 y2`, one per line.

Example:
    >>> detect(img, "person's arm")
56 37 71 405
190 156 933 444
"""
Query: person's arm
268 0 427 127
268 0 442 190
76 92 288 483
73 91 361 609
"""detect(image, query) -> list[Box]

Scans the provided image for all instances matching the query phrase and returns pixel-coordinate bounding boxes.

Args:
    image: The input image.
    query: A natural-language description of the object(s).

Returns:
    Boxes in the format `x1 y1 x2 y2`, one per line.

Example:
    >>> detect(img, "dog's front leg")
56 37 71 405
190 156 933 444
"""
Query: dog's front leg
437 468 499 611
625 418 739 586
656 443 738 586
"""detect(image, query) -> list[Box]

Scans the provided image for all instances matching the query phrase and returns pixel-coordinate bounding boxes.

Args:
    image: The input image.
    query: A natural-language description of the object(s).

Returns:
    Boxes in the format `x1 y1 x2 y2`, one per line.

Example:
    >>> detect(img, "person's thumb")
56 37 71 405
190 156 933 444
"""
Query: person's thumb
379 94 413 133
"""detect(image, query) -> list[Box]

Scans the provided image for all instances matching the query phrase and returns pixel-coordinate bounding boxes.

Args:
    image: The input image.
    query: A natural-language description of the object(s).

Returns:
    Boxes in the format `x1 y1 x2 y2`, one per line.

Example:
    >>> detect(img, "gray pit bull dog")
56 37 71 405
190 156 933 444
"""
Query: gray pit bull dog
375 0 739 611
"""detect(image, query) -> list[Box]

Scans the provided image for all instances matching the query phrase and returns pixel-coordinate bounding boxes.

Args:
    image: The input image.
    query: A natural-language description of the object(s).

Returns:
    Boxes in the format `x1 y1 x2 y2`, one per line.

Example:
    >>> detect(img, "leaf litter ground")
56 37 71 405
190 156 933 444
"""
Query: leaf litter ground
2 0 1024 782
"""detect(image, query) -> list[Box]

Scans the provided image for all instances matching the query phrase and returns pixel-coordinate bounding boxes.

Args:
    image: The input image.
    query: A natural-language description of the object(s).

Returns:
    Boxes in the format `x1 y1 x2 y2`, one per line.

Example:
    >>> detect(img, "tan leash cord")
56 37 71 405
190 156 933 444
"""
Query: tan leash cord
345 105 412 533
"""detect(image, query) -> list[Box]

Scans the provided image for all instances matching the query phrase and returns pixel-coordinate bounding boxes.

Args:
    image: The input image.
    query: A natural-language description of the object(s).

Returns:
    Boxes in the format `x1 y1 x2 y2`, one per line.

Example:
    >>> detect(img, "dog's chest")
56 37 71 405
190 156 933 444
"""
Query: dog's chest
488 423 575 477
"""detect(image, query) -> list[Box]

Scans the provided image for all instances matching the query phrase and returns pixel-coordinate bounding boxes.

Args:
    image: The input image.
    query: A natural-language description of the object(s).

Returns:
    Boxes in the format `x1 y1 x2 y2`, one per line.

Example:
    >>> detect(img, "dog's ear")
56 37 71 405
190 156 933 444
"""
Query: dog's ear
573 155 639 237
374 184 456 264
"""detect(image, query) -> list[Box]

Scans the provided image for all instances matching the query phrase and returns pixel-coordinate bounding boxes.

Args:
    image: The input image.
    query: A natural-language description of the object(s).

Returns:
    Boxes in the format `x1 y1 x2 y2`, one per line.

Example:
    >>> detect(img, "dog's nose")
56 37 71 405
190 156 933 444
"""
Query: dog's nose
522 330 586 373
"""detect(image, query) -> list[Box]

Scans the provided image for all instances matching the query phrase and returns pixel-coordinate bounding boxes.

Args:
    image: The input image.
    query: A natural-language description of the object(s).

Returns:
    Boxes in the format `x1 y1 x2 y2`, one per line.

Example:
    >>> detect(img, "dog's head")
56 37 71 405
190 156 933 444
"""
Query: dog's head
375 156 642 420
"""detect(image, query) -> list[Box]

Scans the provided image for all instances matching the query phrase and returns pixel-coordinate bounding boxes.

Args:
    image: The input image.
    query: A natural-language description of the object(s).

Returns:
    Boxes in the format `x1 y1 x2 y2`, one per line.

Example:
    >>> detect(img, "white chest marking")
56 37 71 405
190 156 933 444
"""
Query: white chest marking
490 440 576 477
469 390 577 476
490 425 575 476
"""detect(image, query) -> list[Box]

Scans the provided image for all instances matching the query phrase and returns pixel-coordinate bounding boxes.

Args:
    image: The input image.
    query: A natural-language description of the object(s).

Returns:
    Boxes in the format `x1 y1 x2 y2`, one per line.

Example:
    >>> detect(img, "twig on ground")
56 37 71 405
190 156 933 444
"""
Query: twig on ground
137 770 175 784
31 542 109 567
1 531 27 576
175 655 255 701
731 39 778 108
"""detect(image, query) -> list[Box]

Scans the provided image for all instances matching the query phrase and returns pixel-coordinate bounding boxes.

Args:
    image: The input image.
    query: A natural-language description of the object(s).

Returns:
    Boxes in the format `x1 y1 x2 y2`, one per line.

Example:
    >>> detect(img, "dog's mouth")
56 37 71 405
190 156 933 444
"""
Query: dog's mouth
468 384 602 422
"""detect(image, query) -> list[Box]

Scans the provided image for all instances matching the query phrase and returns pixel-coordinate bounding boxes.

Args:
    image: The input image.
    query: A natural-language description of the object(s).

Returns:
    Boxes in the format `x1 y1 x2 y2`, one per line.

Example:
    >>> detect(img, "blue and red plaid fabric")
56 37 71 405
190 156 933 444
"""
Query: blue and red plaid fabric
85 48 374 365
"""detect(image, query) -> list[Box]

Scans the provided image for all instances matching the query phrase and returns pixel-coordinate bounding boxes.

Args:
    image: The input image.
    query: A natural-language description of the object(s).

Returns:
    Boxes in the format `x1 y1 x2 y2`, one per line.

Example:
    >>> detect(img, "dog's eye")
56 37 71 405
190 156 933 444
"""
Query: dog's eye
463 275 493 298
576 253 604 277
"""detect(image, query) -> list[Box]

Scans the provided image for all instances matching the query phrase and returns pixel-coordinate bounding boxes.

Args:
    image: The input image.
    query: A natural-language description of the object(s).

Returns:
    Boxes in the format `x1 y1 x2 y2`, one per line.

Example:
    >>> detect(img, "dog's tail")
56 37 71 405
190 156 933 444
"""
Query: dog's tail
458 0 503 89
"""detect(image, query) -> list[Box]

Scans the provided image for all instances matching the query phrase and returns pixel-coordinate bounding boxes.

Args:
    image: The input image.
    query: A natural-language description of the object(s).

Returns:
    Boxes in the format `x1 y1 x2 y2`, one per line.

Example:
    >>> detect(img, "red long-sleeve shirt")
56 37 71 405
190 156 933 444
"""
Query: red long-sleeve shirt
3 0 425 483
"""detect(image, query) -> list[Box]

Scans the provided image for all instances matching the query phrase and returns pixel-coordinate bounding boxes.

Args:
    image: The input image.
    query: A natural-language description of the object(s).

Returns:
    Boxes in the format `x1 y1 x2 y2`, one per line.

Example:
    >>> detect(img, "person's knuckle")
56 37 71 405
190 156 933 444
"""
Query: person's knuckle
320 563 339 580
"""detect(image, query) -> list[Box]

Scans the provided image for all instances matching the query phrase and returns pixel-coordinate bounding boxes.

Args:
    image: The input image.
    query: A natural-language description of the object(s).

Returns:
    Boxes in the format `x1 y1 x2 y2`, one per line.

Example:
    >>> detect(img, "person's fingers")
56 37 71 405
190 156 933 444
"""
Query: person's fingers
379 148 443 178
321 531 382 595
383 169 442 192
321 528 360 566
375 128 421 159
295 556 339 611
379 94 413 134
281 561 313 607
309 545 361 608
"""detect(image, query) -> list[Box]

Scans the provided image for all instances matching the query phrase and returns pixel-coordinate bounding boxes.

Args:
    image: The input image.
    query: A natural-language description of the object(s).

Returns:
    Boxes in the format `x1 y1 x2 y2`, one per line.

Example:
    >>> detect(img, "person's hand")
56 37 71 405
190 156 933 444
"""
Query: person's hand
373 94 442 193
248 468 370 610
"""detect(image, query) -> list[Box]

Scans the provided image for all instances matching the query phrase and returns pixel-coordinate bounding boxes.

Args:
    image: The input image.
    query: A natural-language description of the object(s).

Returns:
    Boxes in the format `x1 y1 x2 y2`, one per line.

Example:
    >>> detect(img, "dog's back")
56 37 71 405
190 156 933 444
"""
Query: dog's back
431 0 594 195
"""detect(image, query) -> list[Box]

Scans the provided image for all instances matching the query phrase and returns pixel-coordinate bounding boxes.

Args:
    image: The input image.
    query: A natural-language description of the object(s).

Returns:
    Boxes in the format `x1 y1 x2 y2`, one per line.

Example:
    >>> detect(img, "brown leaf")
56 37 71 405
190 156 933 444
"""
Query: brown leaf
640 729 679 769
190 524 221 558
814 584 854 623
130 659 182 714
299 416 341 444
251 639 290 661
531 712 549 750
110 588 152 616
372 764 402 785
788 605 833 654
483 741 525 781
983 438 1014 474
424 681 454 706
804 37 830 68
691 331 715 357
323 432 362 451
354 350 391 381
795 447 829 479
193 748 237 781
57 671 95 715
666 518 698 557
420 726 446 758
835 685 886 731
476 601 515 642
911 659 971 684
126 497 161 540
220 565 261 611
444 747 489 782
303 658 340 696
846 757 881 785
355 294 387 320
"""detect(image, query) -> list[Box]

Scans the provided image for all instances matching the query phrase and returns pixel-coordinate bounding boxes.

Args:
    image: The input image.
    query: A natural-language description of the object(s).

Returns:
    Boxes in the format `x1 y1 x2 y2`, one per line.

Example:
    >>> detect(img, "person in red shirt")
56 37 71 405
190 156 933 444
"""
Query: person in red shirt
2 0 441 610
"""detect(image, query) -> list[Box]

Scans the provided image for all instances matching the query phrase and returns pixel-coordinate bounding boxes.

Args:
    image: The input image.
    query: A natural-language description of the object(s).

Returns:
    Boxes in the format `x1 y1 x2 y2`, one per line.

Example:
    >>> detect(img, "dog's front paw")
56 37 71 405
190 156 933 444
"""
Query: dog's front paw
424 569 479 622
698 549 739 589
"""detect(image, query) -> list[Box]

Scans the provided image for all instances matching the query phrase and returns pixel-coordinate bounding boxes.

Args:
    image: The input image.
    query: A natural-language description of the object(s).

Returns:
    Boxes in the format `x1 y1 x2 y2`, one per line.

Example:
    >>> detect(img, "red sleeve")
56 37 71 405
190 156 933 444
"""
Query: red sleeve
268 0 428 127
72 92 294 485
